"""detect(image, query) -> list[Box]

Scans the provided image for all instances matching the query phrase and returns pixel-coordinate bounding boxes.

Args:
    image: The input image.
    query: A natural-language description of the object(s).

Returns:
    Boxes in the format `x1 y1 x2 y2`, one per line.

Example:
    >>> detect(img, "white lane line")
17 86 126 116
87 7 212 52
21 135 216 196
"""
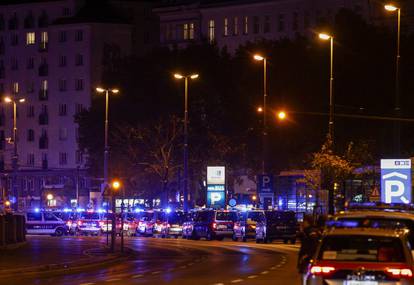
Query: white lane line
261 271 269 275
151 271 161 275
180 265 187 269
212 283 225 285
231 279 243 283
106 279 121 283
132 274 143 278
247 275 258 279
270 266 276 270
80 283 95 285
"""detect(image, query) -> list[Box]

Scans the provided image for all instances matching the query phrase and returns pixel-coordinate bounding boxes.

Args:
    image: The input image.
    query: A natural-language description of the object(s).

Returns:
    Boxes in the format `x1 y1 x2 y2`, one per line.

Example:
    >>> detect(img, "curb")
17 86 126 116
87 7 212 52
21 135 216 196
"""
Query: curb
0 247 133 279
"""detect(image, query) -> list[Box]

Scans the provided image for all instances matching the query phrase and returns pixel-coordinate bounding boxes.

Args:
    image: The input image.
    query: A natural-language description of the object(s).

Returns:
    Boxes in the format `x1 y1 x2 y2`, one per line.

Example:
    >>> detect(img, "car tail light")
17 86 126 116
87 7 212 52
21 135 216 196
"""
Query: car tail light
310 266 335 275
77 220 83 226
99 221 104 227
211 222 217 229
386 268 413 278
66 221 72 227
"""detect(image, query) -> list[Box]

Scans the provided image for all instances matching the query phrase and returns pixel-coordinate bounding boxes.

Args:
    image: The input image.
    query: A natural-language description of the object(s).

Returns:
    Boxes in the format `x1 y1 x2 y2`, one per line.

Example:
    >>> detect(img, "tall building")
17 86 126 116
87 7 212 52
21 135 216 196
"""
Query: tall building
154 0 414 53
0 0 133 210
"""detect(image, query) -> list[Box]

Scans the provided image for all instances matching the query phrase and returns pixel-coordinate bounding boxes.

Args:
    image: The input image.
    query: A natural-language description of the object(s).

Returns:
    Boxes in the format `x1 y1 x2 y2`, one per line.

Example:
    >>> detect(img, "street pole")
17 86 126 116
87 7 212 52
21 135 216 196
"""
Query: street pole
183 76 189 213
121 187 124 253
262 58 267 175
111 192 115 252
104 90 109 189
394 8 401 156
12 101 17 211
329 36 334 145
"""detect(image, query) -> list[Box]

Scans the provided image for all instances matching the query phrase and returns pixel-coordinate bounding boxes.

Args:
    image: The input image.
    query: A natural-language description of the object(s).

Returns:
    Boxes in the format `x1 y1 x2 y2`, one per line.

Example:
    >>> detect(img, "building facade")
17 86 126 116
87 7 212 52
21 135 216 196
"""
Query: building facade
0 0 132 210
155 0 414 53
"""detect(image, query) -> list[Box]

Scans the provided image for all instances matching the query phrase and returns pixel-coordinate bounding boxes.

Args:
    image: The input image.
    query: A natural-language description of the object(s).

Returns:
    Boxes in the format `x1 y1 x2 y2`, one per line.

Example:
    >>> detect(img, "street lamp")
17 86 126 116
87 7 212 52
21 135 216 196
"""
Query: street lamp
4 96 25 211
277 111 287 121
174 73 199 213
253 54 268 175
95 87 120 194
318 33 334 144
110 179 121 252
384 4 402 156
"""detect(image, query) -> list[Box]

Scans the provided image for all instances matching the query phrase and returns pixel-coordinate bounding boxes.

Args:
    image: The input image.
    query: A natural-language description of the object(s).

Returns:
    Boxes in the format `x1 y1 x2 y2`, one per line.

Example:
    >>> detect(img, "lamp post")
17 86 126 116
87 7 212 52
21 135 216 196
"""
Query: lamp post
4 96 25 211
111 179 120 252
253 54 268 174
46 193 53 208
319 33 334 145
95 87 119 195
385 4 402 156
174 73 199 213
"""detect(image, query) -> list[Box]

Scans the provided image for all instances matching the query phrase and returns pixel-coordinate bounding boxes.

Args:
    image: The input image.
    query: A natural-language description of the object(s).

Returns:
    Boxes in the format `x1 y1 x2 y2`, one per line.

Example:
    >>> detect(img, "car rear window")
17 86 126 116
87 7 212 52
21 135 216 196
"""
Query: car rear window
318 235 406 262
168 212 185 224
80 212 100 220
216 211 237 221
247 211 264 222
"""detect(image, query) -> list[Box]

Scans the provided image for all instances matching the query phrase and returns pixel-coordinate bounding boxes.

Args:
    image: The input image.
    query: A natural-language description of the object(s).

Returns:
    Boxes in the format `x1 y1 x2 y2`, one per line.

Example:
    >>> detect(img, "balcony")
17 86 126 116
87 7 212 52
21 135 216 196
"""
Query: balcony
38 113 48 125
39 89 48 101
39 136 48 149
39 41 48 52
38 64 48 76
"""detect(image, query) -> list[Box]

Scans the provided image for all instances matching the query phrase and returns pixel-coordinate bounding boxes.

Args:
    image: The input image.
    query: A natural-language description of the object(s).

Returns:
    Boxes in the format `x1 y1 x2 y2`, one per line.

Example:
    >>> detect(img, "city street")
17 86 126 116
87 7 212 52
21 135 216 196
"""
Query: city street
3 236 301 285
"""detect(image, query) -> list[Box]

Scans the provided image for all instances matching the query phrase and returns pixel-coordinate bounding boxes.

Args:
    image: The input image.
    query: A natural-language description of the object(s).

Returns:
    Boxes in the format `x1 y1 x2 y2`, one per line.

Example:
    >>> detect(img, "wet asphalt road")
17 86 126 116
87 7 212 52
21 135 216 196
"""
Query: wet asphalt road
5 236 301 285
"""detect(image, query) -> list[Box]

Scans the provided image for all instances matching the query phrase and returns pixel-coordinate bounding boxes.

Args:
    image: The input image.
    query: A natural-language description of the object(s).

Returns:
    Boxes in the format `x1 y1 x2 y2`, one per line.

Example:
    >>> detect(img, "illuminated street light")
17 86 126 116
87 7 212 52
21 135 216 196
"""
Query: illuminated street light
4 96 26 211
4 201 10 207
384 4 402 155
112 180 121 190
174 73 199 213
252 195 257 201
277 111 287 120
318 33 332 40
257 106 263 113
47 194 53 200
253 54 265 61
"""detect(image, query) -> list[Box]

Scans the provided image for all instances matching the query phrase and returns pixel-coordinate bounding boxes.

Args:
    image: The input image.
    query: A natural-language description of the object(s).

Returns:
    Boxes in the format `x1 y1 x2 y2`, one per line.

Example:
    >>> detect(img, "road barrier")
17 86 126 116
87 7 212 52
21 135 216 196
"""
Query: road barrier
0 214 26 248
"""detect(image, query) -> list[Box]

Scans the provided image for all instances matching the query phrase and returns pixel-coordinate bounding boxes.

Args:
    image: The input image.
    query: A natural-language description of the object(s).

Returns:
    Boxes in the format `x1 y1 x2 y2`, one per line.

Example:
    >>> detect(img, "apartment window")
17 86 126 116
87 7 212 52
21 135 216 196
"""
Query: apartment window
253 16 259 34
208 20 215 43
27 105 34 117
75 29 83 41
58 30 67 42
27 129 35 142
59 55 67 67
304 12 310 29
278 14 285 32
11 34 18 46
12 82 19 94
27 153 35 166
264 16 270 33
292 12 299 31
41 31 48 43
189 23 194 40
11 58 18 70
75 54 83 66
38 11 49 27
75 103 84 114
224 18 229 36
76 150 83 164
24 12 35 29
41 80 48 91
59 79 67 91
75 79 83 91
26 32 35 45
62 7 71 17
233 17 239 35
183 23 189 40
8 13 19 30
59 104 67 116
41 153 48 168
26 81 34 93
59 152 67 165
27 57 34 69
243 16 248 34
59 128 68 141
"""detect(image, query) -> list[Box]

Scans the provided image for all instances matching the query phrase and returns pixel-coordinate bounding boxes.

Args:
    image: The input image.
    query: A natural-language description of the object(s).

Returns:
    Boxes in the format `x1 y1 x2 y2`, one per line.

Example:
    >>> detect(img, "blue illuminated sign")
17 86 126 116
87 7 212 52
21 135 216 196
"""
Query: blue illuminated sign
257 175 274 193
381 159 412 204
207 190 226 209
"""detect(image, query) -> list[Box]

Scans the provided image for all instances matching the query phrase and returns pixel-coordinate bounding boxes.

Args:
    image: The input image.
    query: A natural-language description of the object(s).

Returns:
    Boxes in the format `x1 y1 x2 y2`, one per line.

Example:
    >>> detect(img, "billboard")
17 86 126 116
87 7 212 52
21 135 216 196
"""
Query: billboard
380 159 412 204
207 166 226 209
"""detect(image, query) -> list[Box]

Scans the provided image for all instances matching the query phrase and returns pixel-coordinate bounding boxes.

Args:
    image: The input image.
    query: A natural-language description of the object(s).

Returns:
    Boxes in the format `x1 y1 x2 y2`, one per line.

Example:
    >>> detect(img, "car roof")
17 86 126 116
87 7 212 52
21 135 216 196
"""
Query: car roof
334 210 414 221
325 227 406 238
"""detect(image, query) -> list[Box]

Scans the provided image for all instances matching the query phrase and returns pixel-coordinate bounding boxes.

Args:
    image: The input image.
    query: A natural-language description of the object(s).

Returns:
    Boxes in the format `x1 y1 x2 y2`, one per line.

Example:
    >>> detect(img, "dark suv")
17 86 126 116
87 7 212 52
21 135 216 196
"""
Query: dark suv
255 210 298 244
233 210 265 242
191 210 238 241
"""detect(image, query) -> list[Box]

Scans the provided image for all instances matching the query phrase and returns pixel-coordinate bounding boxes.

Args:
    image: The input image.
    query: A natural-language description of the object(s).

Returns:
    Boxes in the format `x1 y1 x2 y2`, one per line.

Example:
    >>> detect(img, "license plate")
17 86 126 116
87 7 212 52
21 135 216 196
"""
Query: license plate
345 281 378 285
217 225 227 229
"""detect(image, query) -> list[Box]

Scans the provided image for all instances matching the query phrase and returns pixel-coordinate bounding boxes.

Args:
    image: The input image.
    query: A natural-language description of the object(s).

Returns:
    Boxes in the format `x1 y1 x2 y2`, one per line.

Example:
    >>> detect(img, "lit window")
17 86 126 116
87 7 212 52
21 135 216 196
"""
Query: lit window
233 17 238 35
208 20 215 43
41 80 48 90
189 23 194 40
26 32 35 45
243 16 248 34
12 82 19 94
183 23 189 40
41 31 48 43
224 18 228 36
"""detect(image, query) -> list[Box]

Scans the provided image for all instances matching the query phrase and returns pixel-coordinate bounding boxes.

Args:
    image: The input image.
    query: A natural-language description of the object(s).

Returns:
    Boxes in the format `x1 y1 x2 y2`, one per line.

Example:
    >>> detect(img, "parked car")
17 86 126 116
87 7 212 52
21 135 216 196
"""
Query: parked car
182 211 197 239
25 211 67 236
53 210 78 235
137 211 155 236
304 228 414 285
77 211 102 236
255 210 298 244
153 211 185 238
190 210 238 241
233 210 265 242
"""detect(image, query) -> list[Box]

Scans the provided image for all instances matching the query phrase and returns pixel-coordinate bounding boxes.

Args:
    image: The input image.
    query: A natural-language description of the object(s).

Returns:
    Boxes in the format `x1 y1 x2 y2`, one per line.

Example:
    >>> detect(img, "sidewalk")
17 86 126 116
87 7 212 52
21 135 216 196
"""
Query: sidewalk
0 236 126 277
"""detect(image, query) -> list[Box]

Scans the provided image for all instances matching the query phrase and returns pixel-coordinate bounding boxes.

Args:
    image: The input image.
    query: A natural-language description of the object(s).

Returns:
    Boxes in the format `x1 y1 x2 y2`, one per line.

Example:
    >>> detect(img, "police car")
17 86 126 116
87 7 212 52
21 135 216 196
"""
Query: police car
25 211 67 236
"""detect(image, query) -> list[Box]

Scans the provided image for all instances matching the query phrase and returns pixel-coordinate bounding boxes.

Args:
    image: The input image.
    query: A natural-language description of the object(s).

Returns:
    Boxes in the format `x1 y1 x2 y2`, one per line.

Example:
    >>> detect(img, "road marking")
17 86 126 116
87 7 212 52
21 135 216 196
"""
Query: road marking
180 265 187 269
212 283 225 285
231 279 243 283
247 275 258 279
261 271 269 275
106 279 121 283
270 266 276 270
80 283 95 285
132 274 143 278
151 271 161 275
188 262 194 266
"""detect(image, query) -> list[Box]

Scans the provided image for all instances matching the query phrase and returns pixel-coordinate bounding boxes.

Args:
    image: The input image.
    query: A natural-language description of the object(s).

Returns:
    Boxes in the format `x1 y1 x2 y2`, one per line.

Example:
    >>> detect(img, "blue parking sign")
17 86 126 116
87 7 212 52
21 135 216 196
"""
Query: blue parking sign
207 190 226 209
380 159 412 204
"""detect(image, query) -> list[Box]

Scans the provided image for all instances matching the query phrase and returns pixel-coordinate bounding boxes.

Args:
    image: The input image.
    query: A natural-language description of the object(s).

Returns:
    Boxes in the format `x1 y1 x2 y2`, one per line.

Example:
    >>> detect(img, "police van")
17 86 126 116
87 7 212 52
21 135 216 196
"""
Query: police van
25 211 67 236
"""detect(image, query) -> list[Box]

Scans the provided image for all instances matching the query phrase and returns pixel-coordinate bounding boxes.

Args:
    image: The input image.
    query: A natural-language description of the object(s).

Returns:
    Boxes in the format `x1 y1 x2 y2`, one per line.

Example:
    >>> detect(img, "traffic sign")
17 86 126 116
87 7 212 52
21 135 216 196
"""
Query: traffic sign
381 159 412 204
257 174 274 193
